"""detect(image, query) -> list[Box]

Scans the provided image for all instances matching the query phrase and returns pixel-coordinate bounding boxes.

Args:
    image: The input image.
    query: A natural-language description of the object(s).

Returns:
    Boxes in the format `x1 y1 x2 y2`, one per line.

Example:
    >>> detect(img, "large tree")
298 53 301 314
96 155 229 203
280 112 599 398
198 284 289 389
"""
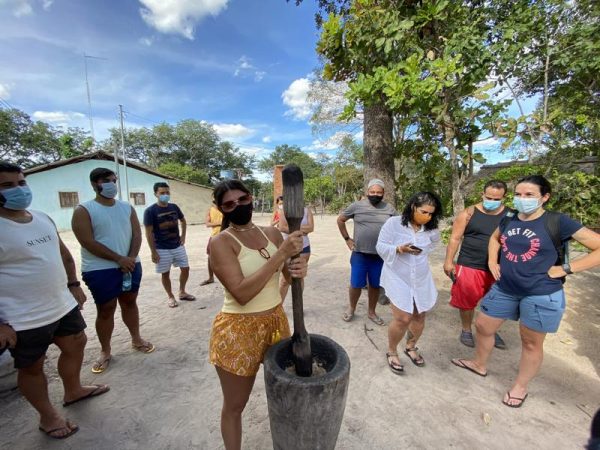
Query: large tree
258 144 323 179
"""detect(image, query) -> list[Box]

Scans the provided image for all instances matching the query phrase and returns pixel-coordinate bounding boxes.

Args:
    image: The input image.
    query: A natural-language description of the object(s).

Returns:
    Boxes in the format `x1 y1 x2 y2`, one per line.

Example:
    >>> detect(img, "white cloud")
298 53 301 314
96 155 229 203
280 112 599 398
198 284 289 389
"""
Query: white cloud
262 136 271 143
138 36 155 47
0 82 12 99
304 131 351 151
282 78 311 120
234 56 266 82
32 110 86 124
138 0 229 40
2 0 53 17
213 123 255 141
473 136 500 148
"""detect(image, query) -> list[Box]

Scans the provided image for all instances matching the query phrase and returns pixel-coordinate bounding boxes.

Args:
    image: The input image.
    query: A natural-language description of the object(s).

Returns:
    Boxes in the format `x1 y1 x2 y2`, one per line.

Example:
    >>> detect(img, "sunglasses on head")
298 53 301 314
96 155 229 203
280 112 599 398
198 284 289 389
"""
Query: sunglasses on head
221 194 252 213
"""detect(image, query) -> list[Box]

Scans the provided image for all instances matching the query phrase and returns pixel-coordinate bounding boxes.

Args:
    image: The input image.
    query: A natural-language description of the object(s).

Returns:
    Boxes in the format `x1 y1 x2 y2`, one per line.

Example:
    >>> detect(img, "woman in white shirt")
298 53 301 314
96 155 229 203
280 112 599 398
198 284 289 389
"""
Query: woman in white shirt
376 192 442 374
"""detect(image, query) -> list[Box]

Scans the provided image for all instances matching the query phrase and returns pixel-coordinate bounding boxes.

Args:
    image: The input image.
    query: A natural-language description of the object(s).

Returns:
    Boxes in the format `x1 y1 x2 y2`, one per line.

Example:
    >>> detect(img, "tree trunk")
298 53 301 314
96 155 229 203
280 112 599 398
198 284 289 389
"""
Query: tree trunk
442 111 465 215
363 102 396 206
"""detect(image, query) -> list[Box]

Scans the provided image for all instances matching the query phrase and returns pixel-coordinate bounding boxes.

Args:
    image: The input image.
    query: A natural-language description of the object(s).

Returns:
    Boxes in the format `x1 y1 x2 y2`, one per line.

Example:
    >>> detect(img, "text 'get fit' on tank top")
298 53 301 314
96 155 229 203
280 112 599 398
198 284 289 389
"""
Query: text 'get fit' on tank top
221 227 282 314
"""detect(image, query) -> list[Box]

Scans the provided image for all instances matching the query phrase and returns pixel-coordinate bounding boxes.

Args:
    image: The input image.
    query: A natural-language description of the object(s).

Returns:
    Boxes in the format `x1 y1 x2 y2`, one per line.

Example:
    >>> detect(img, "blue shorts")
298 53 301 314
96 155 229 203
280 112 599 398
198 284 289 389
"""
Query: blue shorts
301 245 311 254
350 252 384 289
479 284 565 333
82 262 143 305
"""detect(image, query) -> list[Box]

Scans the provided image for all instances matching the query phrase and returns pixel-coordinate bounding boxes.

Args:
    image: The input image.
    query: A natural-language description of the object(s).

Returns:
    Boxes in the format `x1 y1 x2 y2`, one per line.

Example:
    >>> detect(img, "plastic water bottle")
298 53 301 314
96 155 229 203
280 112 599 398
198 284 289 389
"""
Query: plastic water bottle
122 272 132 292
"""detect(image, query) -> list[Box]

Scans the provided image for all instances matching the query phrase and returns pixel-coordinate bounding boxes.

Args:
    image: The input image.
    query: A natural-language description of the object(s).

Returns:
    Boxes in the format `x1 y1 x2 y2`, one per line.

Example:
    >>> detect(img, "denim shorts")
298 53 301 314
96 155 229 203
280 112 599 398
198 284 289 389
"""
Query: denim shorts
350 252 384 289
479 284 566 333
82 262 143 305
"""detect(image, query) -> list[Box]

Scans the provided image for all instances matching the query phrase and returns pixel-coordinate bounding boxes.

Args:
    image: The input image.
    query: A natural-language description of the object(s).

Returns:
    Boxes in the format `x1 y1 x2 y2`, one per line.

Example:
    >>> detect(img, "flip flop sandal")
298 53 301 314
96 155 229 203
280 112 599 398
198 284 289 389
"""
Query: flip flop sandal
63 384 110 407
404 347 425 367
91 356 111 374
502 391 528 408
39 422 79 439
132 342 155 354
386 352 404 375
179 294 196 301
368 315 384 326
167 298 179 308
342 312 354 322
451 358 487 377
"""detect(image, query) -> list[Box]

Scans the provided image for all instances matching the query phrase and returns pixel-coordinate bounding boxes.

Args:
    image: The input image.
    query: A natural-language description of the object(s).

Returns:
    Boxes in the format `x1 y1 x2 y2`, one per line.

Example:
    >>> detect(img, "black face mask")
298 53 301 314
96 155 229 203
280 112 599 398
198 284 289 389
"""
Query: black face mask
367 195 383 206
226 203 253 225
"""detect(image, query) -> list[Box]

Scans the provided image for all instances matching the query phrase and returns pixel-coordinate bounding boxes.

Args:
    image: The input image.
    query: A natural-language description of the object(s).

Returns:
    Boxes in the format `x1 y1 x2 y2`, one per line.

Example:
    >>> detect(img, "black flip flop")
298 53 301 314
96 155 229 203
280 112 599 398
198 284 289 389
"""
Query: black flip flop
502 391 528 408
63 384 110 407
39 423 79 439
451 358 487 377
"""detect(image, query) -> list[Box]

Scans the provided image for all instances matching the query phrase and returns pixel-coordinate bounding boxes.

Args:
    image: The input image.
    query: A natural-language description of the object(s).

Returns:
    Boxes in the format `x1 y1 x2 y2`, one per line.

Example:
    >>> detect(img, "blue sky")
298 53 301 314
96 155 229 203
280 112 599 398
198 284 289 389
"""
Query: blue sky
0 0 536 176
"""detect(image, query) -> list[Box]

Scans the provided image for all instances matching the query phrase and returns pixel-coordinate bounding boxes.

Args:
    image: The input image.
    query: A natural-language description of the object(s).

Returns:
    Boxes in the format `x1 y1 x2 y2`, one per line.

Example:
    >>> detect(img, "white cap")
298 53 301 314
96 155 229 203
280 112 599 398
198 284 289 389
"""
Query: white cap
367 178 385 189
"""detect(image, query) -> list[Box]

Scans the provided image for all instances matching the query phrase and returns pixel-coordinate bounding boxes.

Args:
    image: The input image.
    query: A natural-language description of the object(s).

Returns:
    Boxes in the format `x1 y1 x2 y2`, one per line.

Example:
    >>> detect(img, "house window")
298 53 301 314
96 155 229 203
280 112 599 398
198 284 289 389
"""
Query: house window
58 192 79 208
130 192 146 206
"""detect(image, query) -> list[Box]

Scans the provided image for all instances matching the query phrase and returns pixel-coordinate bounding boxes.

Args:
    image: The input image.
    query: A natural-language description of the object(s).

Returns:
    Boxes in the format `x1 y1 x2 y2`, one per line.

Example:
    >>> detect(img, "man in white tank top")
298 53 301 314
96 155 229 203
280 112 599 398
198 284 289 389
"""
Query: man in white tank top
0 162 109 439
72 168 154 375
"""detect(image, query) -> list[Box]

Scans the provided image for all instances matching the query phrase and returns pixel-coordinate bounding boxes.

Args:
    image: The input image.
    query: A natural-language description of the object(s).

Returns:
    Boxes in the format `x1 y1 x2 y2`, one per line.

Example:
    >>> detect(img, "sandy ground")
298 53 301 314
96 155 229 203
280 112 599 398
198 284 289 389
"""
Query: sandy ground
0 213 598 450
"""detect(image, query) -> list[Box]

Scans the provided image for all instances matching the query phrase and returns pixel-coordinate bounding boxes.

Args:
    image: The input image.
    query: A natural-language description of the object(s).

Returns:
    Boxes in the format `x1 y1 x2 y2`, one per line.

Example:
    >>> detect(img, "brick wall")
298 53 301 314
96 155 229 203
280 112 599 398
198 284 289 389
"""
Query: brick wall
273 164 284 204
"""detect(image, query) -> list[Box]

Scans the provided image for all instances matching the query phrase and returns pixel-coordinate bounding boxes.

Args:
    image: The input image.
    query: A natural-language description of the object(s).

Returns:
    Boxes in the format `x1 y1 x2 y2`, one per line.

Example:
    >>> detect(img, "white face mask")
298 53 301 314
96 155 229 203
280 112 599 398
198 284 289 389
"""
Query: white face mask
278 204 283 210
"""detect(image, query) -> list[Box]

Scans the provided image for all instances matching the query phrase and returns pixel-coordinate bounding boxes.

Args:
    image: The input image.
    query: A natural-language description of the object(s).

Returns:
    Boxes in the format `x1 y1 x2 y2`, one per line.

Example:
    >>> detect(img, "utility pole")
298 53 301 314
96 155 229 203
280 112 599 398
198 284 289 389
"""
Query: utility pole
119 105 130 202
83 53 106 147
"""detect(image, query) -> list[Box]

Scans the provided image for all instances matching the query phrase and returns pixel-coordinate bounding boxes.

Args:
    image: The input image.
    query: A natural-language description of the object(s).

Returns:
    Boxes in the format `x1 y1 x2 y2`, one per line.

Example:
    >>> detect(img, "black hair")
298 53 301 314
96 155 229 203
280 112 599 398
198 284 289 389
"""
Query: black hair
516 175 552 196
153 182 169 193
276 195 283 202
484 179 507 194
0 162 23 174
213 179 251 231
89 167 116 183
401 191 442 231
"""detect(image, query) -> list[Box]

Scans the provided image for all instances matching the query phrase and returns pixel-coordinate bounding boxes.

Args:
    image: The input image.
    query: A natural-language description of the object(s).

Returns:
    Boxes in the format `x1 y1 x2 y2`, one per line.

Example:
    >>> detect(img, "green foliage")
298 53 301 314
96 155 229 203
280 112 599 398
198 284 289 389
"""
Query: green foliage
258 144 322 179
103 120 255 182
0 108 91 168
468 165 599 227
157 162 209 186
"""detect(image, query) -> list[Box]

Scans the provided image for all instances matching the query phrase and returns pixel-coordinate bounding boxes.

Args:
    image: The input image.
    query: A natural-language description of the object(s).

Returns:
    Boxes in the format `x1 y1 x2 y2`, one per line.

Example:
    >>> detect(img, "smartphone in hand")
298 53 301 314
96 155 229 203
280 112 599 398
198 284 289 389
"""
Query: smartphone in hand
449 272 456 283
408 244 422 254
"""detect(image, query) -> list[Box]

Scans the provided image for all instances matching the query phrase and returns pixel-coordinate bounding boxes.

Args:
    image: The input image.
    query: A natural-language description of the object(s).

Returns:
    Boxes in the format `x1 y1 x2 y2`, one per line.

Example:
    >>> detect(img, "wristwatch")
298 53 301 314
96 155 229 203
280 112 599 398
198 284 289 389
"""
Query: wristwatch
67 281 81 288
562 263 573 275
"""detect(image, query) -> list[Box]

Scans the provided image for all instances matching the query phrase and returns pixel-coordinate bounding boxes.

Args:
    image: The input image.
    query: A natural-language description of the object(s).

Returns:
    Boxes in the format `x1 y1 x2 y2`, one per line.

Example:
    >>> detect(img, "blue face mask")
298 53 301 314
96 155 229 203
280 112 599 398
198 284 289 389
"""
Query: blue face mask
482 199 502 211
1 185 33 210
158 194 170 203
513 197 541 214
99 182 118 199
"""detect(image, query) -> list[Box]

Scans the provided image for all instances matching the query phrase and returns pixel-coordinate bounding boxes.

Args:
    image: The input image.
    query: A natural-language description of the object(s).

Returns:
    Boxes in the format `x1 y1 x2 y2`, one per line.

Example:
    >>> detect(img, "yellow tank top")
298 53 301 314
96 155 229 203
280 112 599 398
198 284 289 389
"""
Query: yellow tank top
210 206 223 236
221 227 282 314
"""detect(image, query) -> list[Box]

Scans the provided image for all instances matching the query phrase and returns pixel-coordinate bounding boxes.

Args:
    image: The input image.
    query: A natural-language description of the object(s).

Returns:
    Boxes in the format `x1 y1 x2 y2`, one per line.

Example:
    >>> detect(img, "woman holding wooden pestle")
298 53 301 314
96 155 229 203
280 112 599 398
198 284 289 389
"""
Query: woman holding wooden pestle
208 179 306 450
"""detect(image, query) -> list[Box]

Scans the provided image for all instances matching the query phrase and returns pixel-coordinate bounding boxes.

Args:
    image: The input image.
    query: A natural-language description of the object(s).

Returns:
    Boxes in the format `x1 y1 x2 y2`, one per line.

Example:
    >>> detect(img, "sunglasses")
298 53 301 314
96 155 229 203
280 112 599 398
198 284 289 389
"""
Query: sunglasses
221 194 252 213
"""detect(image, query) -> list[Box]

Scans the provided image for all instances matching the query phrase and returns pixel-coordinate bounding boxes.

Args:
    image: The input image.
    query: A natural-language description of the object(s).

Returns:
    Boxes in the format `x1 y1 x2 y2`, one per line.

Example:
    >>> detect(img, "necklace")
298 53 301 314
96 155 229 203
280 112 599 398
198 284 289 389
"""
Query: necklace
230 224 256 232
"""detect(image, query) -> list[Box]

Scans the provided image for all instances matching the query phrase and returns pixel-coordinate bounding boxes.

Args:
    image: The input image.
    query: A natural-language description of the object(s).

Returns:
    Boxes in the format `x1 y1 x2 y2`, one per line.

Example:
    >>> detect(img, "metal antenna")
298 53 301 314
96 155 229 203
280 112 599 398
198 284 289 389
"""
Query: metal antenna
83 53 107 148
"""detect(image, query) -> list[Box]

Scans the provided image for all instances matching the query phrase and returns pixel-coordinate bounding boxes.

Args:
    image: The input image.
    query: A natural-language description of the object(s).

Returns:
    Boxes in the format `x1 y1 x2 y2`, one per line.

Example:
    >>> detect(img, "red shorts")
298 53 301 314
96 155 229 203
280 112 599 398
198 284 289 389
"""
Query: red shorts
449 264 496 310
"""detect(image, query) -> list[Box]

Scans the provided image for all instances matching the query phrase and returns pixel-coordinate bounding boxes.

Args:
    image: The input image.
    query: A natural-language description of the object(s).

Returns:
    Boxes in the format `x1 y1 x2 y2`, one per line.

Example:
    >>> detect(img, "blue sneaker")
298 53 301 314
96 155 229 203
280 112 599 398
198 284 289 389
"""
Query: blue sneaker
460 330 475 348
494 333 507 350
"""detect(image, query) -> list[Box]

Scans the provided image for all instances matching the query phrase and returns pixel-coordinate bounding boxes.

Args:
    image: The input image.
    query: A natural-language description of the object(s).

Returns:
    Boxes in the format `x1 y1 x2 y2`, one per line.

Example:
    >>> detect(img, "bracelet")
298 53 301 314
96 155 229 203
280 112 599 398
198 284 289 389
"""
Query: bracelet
344 236 350 241
67 281 81 288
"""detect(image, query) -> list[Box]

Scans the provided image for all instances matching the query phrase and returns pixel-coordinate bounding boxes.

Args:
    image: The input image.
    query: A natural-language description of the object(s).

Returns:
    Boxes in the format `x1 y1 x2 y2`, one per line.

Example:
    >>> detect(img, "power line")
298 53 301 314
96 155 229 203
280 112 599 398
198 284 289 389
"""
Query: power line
122 110 162 126
0 97 14 109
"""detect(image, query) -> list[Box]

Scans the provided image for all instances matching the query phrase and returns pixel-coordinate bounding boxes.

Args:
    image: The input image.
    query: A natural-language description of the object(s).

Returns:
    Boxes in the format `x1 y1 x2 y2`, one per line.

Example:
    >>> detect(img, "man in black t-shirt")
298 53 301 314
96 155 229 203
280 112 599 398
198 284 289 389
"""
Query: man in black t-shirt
143 182 195 308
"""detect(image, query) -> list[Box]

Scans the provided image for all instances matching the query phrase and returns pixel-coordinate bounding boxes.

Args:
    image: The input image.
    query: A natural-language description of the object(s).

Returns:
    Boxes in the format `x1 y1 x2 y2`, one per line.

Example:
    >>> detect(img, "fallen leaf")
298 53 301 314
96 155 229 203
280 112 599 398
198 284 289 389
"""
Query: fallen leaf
482 412 492 425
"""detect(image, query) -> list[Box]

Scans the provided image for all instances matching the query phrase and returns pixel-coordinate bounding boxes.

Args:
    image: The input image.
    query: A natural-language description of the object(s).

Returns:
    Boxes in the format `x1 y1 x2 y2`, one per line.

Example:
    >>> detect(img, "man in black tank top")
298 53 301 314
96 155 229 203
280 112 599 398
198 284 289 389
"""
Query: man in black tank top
444 180 509 349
